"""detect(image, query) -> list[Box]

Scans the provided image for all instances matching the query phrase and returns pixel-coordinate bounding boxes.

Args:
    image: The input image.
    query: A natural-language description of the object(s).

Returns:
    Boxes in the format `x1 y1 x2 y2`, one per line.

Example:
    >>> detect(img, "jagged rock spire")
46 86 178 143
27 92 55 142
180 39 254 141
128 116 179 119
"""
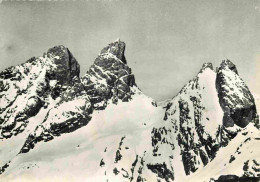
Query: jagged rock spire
199 62 214 73
100 38 127 64
47 45 80 85
220 59 238 74
81 39 136 108
216 59 258 128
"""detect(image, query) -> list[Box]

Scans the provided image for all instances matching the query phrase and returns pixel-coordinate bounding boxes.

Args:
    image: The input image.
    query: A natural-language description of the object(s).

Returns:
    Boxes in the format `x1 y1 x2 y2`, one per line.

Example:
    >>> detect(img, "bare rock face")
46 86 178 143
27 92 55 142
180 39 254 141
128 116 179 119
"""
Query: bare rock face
47 45 80 85
216 60 258 128
81 39 136 109
199 62 214 73
100 39 127 64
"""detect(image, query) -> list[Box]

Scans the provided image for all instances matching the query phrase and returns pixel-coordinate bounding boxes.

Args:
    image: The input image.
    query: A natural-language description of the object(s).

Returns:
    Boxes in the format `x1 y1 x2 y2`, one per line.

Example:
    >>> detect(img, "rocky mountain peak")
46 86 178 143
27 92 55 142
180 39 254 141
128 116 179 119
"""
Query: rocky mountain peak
46 45 80 85
199 62 214 73
216 60 258 128
219 59 238 74
14 40 138 154
100 39 127 64
0 45 83 140
82 40 136 106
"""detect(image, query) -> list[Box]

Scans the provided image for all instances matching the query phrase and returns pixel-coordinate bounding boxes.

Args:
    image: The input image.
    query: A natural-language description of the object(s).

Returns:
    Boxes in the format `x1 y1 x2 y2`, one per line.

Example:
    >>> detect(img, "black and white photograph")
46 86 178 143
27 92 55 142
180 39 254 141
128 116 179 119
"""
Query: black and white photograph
0 0 259 181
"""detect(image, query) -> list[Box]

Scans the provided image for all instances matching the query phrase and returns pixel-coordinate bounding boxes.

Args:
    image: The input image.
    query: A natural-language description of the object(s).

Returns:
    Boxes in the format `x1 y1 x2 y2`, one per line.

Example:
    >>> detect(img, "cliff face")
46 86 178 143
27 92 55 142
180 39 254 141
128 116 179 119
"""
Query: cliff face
81 39 136 109
0 40 259 182
46 45 80 85
216 60 258 128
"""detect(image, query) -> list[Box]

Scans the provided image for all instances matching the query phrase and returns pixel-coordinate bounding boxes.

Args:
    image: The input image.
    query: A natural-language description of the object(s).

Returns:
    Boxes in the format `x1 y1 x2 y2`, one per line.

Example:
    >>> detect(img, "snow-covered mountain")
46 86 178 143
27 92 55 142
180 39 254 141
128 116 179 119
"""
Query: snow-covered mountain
0 40 259 182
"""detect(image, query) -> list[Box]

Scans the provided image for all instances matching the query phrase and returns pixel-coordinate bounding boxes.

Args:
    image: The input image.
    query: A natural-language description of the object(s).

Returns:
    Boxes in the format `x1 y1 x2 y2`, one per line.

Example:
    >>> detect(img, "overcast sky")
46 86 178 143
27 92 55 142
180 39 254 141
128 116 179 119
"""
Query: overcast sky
0 0 260 100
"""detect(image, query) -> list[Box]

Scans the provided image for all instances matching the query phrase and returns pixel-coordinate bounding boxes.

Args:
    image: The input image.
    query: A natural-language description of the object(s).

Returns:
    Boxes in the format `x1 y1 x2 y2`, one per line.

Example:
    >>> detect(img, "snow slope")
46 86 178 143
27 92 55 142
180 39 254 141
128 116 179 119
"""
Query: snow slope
185 123 260 182
1 92 166 182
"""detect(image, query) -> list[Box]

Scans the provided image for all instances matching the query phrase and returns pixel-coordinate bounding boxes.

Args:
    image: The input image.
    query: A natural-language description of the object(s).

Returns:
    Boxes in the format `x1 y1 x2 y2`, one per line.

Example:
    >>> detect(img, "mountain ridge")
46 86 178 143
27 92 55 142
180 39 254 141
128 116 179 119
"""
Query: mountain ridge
0 39 259 182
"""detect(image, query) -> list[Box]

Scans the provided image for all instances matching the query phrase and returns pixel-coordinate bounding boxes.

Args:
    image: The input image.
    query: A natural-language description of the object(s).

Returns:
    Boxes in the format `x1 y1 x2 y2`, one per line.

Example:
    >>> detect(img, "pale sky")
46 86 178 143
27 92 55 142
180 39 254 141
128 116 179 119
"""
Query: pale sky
0 0 260 100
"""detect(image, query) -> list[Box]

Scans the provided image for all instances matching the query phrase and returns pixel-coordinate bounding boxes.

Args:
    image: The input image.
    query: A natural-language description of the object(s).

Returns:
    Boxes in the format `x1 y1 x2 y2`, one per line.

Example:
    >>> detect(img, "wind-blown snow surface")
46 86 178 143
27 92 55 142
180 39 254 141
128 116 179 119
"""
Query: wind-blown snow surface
0 40 259 182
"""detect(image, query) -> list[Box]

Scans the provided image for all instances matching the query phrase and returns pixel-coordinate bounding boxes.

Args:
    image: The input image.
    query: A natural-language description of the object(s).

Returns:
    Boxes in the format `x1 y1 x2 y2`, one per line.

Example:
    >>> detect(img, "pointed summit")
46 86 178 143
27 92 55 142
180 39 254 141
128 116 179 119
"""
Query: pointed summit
220 59 238 74
100 39 127 64
0 45 81 140
199 62 214 73
216 60 258 128
81 39 136 107
47 45 80 85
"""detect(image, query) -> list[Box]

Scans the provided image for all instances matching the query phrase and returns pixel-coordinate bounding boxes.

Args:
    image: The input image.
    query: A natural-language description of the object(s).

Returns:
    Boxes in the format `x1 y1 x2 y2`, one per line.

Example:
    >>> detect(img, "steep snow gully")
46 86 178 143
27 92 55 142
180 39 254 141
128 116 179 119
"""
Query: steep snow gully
0 39 259 182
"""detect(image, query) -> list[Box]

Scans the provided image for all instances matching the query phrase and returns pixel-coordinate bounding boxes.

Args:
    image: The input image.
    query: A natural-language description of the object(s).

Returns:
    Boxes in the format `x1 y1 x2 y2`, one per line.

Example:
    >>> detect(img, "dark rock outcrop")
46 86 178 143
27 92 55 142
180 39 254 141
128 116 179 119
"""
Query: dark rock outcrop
216 175 239 182
81 39 136 109
199 62 214 73
47 45 80 85
215 175 260 182
216 60 258 128
100 39 127 64
147 162 174 182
